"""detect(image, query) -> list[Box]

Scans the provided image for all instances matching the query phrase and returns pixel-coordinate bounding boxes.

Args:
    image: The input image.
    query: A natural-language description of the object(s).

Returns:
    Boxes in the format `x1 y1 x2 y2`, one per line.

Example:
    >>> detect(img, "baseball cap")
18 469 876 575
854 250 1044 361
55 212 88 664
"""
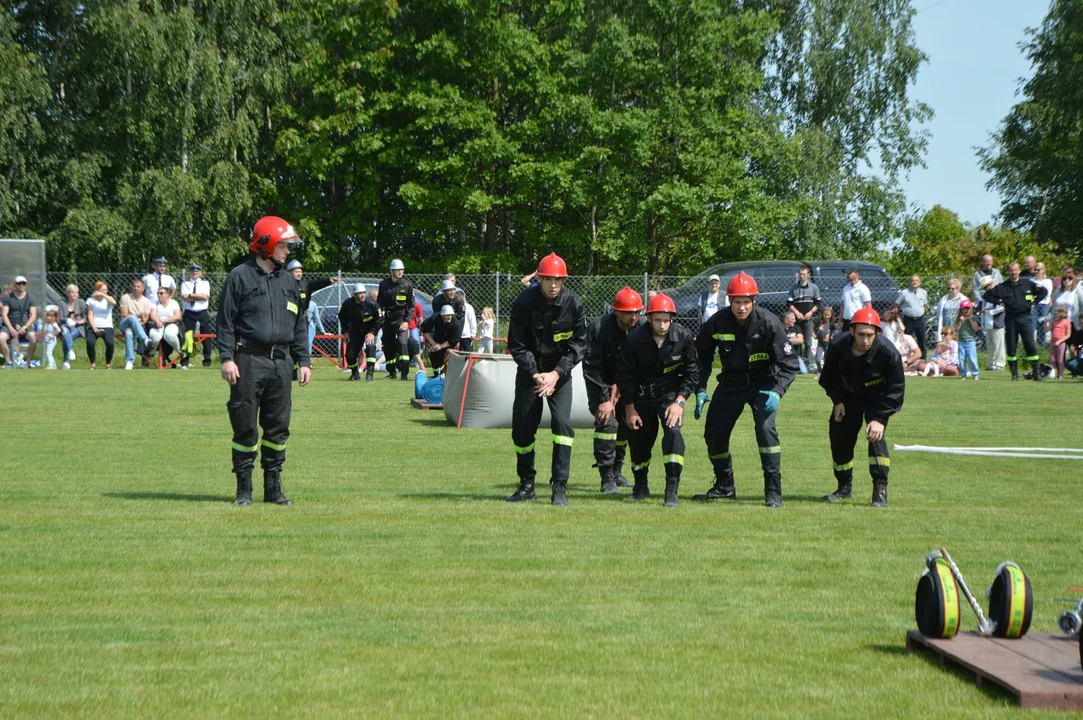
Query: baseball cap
708 274 720 282
14 275 27 283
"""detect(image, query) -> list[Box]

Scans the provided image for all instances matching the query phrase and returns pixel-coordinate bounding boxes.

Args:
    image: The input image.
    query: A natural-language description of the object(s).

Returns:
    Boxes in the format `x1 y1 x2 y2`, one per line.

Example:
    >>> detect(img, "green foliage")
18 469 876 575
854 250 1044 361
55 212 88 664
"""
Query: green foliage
979 0 1083 261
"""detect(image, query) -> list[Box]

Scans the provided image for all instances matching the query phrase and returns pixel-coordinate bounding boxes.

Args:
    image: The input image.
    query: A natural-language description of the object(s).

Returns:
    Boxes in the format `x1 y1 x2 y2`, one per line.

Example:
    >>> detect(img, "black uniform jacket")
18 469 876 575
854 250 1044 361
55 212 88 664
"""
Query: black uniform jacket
507 284 587 378
982 277 1048 317
583 313 644 404
818 333 905 424
338 297 381 336
616 322 698 406
420 314 464 348
433 292 465 323
694 305 798 396
377 276 415 324
216 259 310 366
299 277 334 315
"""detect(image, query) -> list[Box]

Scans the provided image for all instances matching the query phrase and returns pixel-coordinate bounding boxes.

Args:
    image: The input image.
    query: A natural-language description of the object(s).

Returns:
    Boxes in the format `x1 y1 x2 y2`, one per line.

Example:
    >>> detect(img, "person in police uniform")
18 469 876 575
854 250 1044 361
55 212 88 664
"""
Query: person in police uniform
338 283 381 381
692 272 799 507
616 293 698 507
420 305 464 374
180 263 213 368
583 286 643 494
506 253 587 506
818 307 905 507
377 259 415 381
216 216 310 506
981 260 1048 381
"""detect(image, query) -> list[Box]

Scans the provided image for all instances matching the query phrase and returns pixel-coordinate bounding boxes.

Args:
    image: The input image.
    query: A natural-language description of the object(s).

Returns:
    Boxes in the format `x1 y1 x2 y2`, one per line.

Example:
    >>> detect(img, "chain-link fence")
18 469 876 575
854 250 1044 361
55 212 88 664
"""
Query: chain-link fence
42 269 1012 357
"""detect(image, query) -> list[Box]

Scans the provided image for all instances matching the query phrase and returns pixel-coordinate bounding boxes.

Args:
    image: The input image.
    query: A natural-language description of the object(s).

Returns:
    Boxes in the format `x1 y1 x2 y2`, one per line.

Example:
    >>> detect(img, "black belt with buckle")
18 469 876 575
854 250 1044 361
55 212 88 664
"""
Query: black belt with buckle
237 341 289 360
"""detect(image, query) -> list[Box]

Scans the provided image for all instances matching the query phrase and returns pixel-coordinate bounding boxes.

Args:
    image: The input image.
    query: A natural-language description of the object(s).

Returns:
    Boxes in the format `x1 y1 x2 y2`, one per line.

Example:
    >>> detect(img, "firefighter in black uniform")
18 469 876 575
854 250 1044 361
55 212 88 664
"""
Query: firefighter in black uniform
217 215 310 506
819 307 904 507
338 283 381 381
433 279 465 323
377 258 414 381
583 286 643 494
288 259 339 316
506 252 587 506
692 272 799 507
616 293 698 508
981 260 1048 381
421 305 464 374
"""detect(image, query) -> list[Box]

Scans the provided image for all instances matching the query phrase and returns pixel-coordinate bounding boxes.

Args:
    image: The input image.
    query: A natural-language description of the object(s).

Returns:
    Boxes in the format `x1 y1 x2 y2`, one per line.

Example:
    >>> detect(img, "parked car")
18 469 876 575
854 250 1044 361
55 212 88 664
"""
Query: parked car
664 260 900 331
311 280 434 336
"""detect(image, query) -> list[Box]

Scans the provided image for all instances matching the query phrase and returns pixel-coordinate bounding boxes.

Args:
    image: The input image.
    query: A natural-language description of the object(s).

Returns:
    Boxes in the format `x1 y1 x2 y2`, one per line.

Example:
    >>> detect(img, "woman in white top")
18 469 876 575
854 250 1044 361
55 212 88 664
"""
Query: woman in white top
85 281 117 369
934 278 968 339
1033 263 1054 347
147 287 183 361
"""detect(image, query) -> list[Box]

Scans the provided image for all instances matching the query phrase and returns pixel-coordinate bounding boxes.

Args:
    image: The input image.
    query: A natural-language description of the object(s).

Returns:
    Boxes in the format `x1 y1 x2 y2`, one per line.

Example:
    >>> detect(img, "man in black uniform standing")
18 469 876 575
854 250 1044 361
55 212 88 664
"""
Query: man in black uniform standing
433 279 465 322
583 286 643 494
981 260 1048 381
377 258 414 381
338 283 381 381
616 293 698 507
217 215 310 506
819 307 905 507
420 305 463 374
506 252 587 506
692 272 799 508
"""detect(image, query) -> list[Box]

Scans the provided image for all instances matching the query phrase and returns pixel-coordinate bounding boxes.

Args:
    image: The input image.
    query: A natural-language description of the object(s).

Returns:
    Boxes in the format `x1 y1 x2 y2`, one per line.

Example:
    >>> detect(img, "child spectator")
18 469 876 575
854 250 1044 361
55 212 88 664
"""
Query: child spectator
954 299 980 380
479 306 495 353
814 306 836 374
922 331 959 377
43 305 61 370
1051 305 1072 379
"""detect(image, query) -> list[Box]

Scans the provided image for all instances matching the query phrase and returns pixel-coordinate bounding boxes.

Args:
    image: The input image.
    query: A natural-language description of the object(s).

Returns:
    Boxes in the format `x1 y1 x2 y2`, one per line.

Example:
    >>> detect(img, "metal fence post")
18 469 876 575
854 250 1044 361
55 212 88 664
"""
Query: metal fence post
643 272 648 300
494 272 500 335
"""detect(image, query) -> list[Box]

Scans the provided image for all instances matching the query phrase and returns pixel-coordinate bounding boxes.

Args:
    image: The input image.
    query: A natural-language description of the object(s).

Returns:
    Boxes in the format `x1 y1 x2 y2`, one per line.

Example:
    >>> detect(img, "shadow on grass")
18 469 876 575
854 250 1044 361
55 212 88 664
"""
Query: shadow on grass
399 492 503 502
407 416 450 427
868 643 1016 704
104 491 230 503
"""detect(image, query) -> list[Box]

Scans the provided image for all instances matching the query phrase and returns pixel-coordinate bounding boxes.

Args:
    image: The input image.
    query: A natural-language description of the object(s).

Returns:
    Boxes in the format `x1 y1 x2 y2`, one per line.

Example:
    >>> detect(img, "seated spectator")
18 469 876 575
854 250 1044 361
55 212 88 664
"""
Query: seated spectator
922 334 959 377
43 305 61 370
147 287 182 362
59 284 88 367
118 279 153 370
85 281 117 369
781 310 807 374
1 275 39 368
896 332 923 374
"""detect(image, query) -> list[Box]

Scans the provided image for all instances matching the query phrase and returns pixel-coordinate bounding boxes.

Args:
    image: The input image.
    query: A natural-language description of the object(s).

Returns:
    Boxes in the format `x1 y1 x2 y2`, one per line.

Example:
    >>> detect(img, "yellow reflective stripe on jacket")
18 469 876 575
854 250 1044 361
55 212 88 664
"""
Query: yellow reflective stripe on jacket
663 362 683 374
552 434 574 446
285 301 298 315
713 333 736 341
553 330 573 342
749 352 769 362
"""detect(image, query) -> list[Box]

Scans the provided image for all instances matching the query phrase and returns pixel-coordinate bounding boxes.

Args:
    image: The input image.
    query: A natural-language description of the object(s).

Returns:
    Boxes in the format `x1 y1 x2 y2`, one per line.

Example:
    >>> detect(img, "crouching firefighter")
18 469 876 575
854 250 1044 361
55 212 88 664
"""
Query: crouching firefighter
506 253 587 506
583 286 644 494
692 272 799 507
216 215 311 506
615 293 698 507
338 283 380 381
819 307 905 507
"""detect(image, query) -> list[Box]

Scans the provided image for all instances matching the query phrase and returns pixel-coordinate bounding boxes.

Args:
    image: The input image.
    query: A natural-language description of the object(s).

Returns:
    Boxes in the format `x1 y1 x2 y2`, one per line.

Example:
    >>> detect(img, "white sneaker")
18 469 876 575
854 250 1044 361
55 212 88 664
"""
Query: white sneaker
62 362 71 370
67 350 76 361
125 361 133 370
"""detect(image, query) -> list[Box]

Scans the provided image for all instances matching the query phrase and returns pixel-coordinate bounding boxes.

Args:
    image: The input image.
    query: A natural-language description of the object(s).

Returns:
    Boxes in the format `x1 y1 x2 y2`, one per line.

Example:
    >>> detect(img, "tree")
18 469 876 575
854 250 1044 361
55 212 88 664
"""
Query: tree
978 0 1083 262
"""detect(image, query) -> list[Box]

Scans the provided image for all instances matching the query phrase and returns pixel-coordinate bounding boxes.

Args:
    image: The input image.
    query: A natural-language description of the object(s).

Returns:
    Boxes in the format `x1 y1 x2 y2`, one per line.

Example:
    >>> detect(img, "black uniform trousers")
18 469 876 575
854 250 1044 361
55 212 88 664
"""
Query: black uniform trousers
512 371 574 485
227 351 293 474
589 399 628 476
381 319 410 376
1004 313 1039 364
182 309 214 363
429 347 451 373
828 397 890 487
345 331 377 371
703 385 781 496
627 398 685 484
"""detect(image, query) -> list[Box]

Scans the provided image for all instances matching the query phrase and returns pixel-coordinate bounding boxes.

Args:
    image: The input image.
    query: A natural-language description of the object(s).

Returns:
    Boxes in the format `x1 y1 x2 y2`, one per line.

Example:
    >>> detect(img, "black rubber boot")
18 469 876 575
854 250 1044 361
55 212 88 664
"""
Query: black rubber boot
693 480 736 501
823 481 852 502
664 477 680 508
765 479 782 508
614 446 631 487
263 470 292 505
235 470 253 506
614 473 632 488
631 468 651 501
551 482 569 507
1009 361 1019 381
348 368 361 381
871 482 888 508
366 367 374 382
1031 360 1044 381
505 480 535 502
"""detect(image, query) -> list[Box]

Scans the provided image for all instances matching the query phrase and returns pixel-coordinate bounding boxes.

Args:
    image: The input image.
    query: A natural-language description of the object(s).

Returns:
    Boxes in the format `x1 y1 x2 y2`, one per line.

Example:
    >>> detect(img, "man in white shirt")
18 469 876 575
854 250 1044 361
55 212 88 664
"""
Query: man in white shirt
142 257 177 302
699 275 725 322
181 262 213 368
841 267 872 330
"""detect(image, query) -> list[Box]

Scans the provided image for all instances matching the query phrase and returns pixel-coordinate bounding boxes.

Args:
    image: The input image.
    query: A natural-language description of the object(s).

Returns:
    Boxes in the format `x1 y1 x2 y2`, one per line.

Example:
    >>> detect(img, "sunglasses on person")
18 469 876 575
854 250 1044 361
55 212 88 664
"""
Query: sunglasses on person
16 281 27 285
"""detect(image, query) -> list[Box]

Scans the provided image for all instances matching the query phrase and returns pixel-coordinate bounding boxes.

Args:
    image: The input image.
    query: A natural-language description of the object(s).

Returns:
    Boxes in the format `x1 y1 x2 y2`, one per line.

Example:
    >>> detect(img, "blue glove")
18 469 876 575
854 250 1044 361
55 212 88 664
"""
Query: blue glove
760 390 780 413
694 391 710 420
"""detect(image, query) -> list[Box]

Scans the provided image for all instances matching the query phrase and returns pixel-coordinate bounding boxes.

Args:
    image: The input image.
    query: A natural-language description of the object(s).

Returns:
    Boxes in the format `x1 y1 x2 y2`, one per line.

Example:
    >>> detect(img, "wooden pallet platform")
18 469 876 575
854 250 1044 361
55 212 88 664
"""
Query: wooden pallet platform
906 630 1083 710
410 398 443 410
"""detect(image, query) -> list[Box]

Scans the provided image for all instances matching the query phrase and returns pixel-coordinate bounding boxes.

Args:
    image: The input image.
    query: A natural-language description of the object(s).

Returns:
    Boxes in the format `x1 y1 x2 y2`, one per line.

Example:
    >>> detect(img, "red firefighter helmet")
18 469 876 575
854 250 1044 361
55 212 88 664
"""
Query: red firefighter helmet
536 252 569 278
613 286 644 312
726 271 758 298
250 216 300 258
850 307 882 330
646 293 676 315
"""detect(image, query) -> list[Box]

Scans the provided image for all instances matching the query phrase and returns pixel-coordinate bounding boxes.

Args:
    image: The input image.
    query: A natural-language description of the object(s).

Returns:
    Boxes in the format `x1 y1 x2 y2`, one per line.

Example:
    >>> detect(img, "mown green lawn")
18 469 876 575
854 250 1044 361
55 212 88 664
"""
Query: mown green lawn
2 357 1081 718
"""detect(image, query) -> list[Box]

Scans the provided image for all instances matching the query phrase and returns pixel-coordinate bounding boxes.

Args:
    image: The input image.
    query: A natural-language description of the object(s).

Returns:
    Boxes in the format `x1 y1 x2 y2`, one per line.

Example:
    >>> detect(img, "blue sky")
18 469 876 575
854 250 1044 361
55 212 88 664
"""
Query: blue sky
898 0 1049 226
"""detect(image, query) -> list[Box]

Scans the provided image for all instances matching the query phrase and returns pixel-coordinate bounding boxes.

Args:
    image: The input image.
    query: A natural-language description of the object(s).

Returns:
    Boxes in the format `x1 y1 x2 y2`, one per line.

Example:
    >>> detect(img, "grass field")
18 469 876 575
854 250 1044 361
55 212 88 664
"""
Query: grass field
2 357 1081 718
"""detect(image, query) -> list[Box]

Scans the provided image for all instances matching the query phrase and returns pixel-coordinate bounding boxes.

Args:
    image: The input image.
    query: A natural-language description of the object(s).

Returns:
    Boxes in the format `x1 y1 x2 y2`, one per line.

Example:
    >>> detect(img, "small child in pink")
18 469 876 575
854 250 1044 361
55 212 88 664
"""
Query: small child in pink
1050 305 1072 379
